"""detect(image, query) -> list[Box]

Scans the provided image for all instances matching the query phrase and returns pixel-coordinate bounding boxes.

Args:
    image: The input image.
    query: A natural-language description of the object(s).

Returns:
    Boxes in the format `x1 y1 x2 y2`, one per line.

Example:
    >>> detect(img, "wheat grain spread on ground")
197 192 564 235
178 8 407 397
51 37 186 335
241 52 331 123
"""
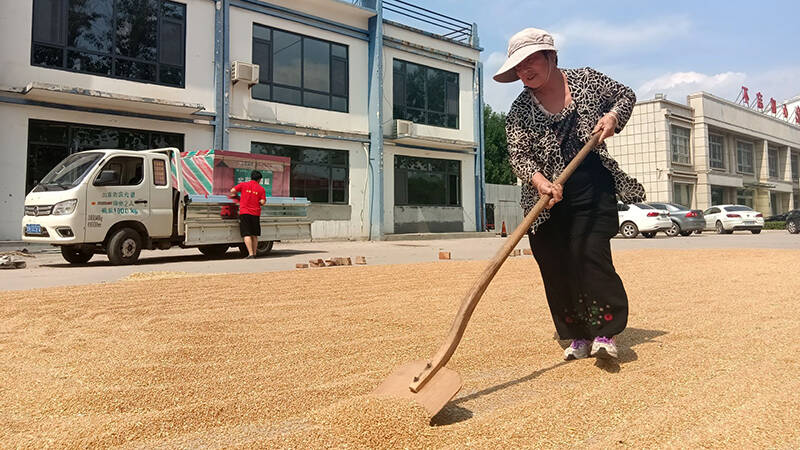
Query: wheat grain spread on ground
2 249 799 448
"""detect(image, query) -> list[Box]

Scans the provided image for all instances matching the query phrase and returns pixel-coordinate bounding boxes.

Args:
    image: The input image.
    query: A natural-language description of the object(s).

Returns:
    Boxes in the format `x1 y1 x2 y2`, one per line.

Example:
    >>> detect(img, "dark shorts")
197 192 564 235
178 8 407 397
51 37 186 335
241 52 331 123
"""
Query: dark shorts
239 213 261 237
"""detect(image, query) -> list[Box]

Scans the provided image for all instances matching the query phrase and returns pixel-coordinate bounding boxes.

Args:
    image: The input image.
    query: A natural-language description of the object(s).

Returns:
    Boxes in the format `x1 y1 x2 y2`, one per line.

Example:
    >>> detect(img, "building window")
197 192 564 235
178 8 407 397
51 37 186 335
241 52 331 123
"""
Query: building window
711 186 725 206
736 188 754 208
768 146 779 178
251 24 348 112
31 0 186 87
251 142 348 204
670 125 690 165
792 153 799 181
770 192 779 215
394 155 461 206
393 59 459 129
26 119 183 194
736 141 754 174
673 182 693 208
709 134 725 169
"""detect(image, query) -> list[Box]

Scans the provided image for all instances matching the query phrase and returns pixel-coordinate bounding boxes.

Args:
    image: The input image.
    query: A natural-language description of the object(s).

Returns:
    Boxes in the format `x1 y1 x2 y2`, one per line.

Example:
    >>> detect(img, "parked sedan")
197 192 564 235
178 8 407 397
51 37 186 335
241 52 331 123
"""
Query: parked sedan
617 202 672 238
785 209 800 234
647 202 705 236
703 205 764 234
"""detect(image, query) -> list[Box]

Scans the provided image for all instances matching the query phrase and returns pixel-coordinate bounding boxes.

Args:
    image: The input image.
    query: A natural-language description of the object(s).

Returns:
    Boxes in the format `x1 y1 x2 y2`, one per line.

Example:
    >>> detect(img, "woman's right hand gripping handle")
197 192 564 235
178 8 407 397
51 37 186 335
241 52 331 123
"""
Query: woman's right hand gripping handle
532 172 563 209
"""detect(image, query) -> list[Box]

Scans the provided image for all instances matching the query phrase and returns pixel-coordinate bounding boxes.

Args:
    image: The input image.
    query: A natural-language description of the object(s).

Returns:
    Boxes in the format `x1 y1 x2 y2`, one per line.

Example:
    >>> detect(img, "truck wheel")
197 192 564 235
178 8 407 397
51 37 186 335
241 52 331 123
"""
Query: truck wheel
256 240 274 257
60 246 93 264
198 244 229 258
107 228 142 265
620 221 639 238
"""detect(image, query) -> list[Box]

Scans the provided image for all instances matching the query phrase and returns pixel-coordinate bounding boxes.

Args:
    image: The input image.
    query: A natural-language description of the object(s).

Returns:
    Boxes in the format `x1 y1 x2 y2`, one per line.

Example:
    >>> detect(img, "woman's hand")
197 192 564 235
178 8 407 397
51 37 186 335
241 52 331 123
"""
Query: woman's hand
592 112 619 143
532 172 563 208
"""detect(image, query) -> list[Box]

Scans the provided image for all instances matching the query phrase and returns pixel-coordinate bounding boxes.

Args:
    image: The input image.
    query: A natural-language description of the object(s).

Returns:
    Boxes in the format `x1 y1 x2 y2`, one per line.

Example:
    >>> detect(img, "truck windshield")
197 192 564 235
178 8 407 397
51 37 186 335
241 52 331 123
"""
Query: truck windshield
35 152 104 192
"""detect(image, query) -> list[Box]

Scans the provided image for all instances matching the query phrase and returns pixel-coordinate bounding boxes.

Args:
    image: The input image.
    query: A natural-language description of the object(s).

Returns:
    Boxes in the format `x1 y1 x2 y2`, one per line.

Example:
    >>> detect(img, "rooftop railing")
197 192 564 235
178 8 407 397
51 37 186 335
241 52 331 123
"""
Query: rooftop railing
382 0 475 45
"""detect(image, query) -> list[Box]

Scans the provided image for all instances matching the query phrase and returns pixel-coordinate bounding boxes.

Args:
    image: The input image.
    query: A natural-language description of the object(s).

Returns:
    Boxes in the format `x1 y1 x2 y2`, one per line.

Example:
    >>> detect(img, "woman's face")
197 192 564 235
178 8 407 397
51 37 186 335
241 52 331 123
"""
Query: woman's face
515 52 552 89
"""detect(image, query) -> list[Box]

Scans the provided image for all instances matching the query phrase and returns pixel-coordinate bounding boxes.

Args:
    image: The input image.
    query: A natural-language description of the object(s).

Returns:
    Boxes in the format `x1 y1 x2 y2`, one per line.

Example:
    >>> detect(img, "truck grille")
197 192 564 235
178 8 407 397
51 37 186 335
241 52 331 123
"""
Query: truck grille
25 205 53 216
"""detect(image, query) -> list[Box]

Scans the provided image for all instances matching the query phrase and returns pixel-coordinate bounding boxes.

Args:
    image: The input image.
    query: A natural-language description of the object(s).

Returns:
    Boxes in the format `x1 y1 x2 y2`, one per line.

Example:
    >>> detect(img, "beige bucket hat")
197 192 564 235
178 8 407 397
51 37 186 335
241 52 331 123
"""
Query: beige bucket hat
493 28 557 83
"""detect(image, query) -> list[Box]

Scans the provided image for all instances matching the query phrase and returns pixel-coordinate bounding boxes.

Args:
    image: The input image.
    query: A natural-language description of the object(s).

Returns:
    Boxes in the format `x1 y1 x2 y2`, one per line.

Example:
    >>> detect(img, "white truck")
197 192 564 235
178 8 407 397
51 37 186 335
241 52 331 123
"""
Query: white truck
21 148 312 265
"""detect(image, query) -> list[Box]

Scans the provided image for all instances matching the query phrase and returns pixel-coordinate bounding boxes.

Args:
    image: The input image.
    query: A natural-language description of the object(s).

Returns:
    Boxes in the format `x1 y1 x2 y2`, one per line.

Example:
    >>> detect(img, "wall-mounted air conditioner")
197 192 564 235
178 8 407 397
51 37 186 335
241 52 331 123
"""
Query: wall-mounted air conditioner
231 61 259 86
393 119 414 138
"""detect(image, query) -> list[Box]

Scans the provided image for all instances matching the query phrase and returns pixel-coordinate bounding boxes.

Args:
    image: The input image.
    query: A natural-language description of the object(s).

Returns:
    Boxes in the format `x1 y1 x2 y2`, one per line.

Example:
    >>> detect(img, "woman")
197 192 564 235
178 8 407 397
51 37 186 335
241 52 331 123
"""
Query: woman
494 28 645 361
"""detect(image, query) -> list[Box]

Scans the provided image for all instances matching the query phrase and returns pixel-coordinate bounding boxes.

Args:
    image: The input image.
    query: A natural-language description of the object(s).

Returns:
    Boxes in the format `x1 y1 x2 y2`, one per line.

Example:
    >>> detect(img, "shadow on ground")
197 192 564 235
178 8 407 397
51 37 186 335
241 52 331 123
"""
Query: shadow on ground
432 327 667 425
41 248 325 268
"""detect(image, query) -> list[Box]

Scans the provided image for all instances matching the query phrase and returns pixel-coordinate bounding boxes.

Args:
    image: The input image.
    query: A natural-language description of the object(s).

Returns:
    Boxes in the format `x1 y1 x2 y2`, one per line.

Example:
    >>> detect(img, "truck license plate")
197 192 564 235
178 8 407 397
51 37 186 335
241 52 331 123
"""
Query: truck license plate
26 224 42 234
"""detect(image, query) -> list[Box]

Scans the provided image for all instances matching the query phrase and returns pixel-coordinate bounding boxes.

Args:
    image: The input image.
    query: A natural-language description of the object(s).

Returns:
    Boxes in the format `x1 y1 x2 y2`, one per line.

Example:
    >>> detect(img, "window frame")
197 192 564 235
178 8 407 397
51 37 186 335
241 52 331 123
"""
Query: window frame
736 140 755 175
30 0 187 88
670 125 691 165
394 155 461 207
251 23 349 113
672 182 693 208
251 142 349 204
26 119 184 194
393 59 460 129
792 153 799 181
708 133 725 169
736 188 754 208
768 146 779 178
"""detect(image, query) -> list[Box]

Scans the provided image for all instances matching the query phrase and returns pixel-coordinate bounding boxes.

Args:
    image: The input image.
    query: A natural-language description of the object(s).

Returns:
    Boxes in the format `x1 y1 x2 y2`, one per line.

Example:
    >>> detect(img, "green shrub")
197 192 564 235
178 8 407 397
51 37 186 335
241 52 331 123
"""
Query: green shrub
764 221 786 230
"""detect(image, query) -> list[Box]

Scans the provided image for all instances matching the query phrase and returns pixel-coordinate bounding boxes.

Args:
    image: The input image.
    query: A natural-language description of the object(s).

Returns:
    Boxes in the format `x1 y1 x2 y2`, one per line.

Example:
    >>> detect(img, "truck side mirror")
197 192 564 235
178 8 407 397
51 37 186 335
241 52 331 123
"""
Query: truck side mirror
94 170 119 186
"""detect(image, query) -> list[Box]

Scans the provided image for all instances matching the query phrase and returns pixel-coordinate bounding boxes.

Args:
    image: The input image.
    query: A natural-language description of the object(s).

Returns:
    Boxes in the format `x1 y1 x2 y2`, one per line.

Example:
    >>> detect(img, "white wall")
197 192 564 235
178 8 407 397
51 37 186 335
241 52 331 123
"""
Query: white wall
228 6 370 135
0 0 217 112
0 103 213 240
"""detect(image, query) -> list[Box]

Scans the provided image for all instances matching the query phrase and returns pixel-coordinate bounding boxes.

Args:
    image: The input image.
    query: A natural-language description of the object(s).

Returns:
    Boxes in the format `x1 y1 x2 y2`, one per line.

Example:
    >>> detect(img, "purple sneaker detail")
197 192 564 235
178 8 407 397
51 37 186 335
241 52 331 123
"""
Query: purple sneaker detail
594 336 614 344
571 339 591 349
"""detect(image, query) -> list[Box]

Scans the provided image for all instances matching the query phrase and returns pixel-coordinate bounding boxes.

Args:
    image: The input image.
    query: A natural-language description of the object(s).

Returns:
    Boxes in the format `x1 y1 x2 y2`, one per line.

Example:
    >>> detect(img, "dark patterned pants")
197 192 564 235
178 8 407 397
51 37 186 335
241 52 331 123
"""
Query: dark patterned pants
527 156 628 340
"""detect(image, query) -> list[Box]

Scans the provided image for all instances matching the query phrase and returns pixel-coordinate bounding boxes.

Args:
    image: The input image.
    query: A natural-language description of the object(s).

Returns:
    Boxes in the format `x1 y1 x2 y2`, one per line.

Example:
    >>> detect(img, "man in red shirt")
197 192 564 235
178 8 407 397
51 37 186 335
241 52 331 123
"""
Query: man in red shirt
230 170 267 258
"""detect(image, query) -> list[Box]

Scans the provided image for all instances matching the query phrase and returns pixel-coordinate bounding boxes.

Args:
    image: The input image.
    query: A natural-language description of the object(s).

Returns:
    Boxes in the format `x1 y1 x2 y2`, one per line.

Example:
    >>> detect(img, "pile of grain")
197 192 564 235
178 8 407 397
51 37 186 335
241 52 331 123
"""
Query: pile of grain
2 249 799 448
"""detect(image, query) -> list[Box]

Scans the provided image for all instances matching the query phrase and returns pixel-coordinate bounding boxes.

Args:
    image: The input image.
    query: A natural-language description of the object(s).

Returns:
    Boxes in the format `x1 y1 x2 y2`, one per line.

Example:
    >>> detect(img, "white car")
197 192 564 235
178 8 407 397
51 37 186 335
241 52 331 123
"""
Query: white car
703 204 764 234
617 202 673 238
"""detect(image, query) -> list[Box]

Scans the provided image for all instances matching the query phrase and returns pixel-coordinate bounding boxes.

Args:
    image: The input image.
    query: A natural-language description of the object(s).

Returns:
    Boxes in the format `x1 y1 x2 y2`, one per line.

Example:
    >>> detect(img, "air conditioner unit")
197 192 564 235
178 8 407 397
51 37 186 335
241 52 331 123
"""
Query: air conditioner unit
393 119 413 138
231 61 259 86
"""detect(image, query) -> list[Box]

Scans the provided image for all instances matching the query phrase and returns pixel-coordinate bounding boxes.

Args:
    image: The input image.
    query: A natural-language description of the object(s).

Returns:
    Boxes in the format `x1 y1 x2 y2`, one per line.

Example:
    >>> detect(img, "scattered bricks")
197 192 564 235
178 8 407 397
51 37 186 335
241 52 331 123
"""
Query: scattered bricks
325 259 337 267
511 249 522 257
309 259 325 268
355 256 367 265
438 251 451 260
523 249 533 256
343 257 352 266
295 263 309 269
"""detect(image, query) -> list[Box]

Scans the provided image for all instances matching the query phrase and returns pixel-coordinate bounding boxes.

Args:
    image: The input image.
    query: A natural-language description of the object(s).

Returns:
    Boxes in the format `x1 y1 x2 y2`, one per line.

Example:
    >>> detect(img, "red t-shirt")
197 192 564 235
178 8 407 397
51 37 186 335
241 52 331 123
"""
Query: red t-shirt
233 180 266 216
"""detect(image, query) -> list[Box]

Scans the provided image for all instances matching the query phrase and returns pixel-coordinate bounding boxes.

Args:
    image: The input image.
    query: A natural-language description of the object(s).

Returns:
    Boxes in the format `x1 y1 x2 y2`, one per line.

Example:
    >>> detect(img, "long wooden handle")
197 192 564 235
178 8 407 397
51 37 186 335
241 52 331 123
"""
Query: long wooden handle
409 132 602 393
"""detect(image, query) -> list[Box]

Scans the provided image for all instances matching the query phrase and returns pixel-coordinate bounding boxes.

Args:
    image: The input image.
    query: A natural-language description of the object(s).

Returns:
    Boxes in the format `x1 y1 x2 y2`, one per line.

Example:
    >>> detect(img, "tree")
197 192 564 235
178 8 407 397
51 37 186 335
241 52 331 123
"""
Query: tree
483 105 515 185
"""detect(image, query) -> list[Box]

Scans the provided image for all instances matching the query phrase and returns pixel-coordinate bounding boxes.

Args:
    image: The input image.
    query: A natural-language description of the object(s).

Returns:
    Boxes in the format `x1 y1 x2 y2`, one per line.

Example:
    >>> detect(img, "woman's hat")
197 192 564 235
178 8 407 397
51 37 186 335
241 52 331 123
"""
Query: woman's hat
493 28 557 83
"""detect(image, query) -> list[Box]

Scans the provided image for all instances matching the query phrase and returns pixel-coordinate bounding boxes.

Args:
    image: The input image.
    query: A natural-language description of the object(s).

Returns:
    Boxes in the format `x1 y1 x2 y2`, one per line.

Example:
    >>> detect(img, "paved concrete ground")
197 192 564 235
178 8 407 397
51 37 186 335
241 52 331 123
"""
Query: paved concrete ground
1 229 798 292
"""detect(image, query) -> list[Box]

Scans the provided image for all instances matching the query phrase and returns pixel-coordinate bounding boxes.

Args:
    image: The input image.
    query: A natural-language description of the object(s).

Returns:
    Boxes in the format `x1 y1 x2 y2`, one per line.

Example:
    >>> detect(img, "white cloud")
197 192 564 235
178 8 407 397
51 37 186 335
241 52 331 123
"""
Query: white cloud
551 17 691 50
636 71 746 102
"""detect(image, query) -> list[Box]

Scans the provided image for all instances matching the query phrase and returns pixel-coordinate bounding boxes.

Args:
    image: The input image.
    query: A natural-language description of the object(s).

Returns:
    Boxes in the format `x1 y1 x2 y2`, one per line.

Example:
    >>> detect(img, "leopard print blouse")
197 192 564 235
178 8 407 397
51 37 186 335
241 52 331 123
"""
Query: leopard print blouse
506 67 646 233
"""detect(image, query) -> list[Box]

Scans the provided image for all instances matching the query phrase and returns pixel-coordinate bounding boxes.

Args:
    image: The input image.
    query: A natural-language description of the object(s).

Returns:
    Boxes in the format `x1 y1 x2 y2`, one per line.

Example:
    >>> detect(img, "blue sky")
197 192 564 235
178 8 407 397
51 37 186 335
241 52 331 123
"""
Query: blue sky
384 0 800 113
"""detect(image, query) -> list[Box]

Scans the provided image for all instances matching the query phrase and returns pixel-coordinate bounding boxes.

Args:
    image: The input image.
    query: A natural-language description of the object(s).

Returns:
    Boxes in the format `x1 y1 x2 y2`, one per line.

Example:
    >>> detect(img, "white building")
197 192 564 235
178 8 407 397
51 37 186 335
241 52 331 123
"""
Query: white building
606 92 800 214
0 0 485 241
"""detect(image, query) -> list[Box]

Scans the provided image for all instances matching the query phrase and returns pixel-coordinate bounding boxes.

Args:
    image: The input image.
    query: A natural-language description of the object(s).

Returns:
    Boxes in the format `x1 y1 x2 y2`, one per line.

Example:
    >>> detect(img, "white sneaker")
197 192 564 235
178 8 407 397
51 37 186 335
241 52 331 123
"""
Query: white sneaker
563 339 591 360
590 336 618 359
